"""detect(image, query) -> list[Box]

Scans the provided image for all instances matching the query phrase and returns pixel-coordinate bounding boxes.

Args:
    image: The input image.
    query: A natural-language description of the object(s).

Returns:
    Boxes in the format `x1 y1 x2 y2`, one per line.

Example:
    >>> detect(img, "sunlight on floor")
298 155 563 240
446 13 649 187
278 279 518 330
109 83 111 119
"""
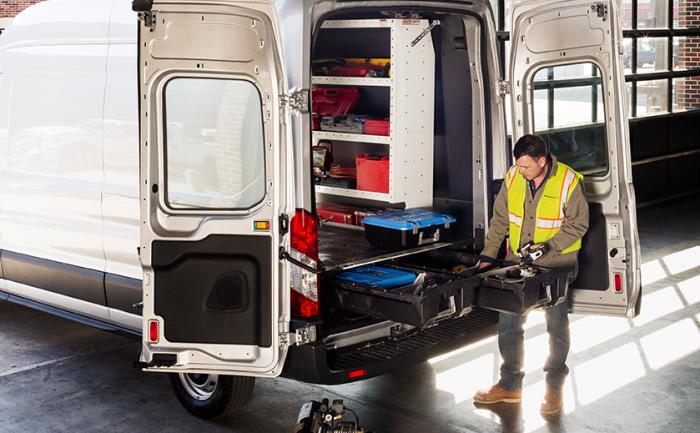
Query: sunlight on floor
569 315 631 353
573 343 646 405
632 286 684 327
434 353 495 404
640 319 700 370
663 246 700 275
678 274 700 305
641 259 667 286
428 336 495 365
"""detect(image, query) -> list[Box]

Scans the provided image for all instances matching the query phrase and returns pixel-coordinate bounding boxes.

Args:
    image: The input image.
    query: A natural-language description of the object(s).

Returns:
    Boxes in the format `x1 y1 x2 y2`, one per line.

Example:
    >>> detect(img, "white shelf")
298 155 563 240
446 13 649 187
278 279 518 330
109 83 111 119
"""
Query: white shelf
312 131 391 145
312 76 392 87
316 185 391 202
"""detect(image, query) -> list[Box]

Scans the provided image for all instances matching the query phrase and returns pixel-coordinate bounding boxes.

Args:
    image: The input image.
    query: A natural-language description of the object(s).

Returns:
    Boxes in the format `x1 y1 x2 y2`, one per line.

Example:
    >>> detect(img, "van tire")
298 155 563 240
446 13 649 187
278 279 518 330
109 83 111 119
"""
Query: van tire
169 373 255 419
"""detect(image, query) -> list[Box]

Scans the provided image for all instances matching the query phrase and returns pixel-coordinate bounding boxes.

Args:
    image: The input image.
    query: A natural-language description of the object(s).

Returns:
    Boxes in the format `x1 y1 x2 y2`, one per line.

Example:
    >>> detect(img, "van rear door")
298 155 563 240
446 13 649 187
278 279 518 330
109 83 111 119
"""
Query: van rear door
136 0 293 376
508 0 641 316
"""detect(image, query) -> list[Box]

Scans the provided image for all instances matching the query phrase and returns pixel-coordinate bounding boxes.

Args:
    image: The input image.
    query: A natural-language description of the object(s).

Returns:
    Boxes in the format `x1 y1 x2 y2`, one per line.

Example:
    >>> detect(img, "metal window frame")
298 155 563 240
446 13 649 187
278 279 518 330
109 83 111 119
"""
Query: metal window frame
495 0 700 118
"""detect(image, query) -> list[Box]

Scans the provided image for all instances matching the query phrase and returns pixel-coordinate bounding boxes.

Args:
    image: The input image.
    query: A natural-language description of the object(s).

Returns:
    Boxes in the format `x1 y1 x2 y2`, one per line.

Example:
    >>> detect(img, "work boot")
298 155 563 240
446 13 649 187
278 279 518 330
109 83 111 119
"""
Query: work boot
540 388 563 416
473 385 522 404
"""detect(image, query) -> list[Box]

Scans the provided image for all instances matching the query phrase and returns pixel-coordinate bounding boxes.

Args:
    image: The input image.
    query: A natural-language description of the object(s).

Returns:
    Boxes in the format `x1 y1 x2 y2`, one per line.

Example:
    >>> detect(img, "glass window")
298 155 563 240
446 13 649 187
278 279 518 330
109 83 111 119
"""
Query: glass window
623 38 634 75
636 79 669 115
531 63 608 176
636 38 669 72
164 78 266 210
673 76 700 111
626 81 634 116
673 36 700 70
637 0 669 29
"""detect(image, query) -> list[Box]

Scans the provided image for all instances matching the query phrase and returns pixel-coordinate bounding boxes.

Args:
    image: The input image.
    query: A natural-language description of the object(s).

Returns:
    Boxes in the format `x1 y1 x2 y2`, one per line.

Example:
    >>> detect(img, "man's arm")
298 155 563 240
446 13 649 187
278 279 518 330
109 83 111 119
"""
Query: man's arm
480 181 510 261
545 182 589 253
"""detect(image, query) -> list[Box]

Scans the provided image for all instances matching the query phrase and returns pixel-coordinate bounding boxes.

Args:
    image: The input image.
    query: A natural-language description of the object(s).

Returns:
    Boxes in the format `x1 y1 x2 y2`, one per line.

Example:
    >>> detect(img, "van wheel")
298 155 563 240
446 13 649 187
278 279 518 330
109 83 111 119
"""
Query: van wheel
169 373 255 419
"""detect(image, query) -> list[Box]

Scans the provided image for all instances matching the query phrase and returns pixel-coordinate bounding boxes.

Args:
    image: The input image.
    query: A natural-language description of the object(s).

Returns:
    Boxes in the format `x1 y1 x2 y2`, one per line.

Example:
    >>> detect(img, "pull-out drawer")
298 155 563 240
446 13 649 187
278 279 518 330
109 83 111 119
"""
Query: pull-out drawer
474 264 573 315
330 266 481 327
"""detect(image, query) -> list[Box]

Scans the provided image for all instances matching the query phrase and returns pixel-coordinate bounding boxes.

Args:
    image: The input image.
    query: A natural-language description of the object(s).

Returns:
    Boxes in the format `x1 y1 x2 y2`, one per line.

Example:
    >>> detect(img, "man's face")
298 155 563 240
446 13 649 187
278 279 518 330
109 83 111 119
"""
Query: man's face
516 155 547 181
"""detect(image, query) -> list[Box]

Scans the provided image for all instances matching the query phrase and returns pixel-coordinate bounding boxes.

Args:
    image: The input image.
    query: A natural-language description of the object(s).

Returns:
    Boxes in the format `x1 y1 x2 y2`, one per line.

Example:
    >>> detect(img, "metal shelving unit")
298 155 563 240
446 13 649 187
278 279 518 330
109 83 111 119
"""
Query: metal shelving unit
312 19 435 208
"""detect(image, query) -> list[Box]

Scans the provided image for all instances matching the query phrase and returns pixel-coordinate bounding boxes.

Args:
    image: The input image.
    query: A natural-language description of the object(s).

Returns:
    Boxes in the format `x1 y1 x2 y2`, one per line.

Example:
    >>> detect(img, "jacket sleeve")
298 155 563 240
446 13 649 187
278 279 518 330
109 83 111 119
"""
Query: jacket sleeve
480 181 510 260
546 181 589 253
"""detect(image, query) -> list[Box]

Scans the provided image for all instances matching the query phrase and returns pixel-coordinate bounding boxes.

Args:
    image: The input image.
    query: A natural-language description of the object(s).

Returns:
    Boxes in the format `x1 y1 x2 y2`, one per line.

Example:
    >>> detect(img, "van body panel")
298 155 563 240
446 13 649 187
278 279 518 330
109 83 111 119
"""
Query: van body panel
136 0 292 376
508 0 641 316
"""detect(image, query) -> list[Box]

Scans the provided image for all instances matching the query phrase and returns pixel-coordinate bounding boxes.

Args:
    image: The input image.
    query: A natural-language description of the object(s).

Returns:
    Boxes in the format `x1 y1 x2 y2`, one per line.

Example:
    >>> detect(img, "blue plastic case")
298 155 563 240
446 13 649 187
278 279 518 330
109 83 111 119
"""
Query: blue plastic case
335 265 417 289
362 209 456 249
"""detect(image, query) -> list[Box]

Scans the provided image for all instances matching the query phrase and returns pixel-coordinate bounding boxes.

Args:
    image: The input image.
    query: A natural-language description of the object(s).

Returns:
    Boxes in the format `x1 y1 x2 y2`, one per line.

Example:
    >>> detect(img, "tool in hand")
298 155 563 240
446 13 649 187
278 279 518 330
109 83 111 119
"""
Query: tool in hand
517 241 550 265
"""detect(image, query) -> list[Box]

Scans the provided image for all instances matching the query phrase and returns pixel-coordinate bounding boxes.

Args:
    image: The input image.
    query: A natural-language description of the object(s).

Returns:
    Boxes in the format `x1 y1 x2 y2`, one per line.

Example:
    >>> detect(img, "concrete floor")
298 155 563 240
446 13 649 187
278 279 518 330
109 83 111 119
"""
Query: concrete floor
1 197 699 433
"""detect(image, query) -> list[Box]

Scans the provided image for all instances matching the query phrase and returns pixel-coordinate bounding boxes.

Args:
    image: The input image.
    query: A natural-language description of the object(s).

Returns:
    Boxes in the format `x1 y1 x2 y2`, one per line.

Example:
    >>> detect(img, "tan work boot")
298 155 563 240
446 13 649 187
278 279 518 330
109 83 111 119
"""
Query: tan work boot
540 388 563 416
473 385 522 404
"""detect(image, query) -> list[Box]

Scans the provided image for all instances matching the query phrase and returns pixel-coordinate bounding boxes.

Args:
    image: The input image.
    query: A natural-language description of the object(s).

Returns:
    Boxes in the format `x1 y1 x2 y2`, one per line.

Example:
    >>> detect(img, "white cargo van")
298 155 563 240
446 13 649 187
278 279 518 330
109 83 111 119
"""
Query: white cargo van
0 0 641 420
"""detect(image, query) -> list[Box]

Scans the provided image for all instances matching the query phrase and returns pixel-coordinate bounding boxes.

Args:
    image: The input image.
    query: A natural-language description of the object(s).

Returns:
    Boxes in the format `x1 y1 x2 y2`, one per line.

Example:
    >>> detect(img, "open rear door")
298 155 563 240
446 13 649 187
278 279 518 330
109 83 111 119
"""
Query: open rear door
136 0 293 376
509 0 641 316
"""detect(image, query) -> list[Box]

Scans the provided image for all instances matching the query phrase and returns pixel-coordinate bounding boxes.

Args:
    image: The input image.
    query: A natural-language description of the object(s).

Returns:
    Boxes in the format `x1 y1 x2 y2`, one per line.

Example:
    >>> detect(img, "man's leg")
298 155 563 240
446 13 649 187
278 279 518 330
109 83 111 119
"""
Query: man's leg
497 311 526 391
543 300 570 390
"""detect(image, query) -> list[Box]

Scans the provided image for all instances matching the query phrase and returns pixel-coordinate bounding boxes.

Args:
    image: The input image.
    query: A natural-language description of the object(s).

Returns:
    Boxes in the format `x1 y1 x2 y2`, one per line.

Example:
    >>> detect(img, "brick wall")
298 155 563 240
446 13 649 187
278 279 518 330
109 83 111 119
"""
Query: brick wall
0 1 44 19
676 0 700 110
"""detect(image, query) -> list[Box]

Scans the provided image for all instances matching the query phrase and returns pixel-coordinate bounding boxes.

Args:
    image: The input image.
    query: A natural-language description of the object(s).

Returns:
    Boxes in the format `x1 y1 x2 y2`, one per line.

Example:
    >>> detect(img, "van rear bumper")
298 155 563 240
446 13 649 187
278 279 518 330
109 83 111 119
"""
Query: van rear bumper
281 308 499 385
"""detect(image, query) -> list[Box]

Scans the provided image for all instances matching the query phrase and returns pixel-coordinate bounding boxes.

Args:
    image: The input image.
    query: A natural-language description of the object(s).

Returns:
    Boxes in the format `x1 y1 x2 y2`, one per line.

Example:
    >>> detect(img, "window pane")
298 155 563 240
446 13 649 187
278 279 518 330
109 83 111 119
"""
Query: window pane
623 38 633 75
165 78 265 209
532 63 608 176
636 79 669 115
504 0 515 30
674 0 700 28
638 0 669 29
489 0 500 28
673 36 700 70
636 38 669 73
622 0 633 29
673 76 700 111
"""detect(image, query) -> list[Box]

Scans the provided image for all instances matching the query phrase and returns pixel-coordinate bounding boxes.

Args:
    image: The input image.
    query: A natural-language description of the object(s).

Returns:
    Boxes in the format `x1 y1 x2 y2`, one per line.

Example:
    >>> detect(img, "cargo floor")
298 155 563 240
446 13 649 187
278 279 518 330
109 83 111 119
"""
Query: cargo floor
318 223 454 271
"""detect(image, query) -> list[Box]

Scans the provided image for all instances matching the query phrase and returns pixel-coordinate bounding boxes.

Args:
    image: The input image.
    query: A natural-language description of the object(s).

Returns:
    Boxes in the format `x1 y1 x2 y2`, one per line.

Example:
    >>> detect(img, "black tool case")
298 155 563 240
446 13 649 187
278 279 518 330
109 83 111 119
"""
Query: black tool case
328 249 482 327
474 264 573 315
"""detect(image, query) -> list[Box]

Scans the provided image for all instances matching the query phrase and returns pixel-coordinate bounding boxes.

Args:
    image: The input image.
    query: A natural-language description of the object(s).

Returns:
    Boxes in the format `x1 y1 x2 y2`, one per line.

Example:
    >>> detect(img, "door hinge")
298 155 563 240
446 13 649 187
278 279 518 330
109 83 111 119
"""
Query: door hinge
498 80 511 96
281 88 309 114
593 3 608 20
137 9 156 31
280 325 317 347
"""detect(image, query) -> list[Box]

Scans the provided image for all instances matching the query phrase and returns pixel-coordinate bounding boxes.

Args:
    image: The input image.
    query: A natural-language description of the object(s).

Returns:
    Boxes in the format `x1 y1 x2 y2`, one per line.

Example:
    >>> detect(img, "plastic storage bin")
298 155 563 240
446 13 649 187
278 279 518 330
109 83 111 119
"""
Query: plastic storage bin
362 209 456 249
364 119 390 136
335 265 416 289
356 154 389 193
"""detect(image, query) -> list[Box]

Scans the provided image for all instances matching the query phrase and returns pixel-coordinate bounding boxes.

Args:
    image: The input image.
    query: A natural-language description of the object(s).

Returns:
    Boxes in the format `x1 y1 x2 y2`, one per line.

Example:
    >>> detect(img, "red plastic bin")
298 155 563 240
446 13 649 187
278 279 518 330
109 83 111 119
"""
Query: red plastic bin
364 119 390 136
356 154 389 194
312 87 360 116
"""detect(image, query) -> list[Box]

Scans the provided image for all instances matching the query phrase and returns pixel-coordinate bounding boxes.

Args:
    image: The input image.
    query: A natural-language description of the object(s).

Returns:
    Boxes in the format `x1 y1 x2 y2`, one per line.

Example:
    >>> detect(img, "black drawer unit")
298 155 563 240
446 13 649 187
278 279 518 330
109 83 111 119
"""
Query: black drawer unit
474 264 573 315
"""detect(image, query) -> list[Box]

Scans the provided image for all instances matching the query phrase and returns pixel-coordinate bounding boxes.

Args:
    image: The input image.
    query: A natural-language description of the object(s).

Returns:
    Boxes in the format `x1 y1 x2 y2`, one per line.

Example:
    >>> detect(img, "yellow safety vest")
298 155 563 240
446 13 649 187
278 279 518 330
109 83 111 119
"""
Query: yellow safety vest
505 161 583 255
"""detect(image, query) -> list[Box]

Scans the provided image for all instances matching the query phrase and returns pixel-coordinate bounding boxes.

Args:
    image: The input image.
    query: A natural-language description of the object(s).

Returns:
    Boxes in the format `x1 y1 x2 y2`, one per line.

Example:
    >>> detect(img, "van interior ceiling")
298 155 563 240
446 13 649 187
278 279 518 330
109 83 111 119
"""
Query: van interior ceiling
311 11 476 261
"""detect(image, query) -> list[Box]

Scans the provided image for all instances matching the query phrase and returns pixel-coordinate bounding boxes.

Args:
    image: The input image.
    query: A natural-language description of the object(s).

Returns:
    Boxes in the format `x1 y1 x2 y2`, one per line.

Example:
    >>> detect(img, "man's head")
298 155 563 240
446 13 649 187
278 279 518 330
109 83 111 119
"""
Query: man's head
513 135 549 181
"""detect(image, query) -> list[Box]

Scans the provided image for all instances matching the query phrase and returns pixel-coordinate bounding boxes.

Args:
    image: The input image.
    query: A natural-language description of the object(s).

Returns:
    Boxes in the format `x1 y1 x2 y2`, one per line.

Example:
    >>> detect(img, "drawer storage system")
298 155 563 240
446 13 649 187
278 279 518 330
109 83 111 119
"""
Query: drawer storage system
327 249 574 326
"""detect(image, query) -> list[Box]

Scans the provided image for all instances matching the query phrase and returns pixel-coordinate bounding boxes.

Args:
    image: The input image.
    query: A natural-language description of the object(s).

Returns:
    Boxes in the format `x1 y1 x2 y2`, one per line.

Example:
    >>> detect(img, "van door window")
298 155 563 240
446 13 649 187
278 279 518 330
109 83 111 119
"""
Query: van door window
163 77 266 210
532 62 608 176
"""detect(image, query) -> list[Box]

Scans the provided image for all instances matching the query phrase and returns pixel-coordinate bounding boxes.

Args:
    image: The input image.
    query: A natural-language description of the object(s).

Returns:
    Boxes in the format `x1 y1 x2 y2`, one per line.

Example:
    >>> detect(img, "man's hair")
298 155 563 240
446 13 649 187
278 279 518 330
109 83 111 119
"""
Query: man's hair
513 134 549 160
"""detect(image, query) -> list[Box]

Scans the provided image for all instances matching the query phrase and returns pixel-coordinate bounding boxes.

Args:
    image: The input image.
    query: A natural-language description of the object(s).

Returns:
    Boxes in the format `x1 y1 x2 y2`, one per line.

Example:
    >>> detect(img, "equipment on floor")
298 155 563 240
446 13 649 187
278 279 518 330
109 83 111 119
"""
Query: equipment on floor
294 398 369 433
335 265 417 289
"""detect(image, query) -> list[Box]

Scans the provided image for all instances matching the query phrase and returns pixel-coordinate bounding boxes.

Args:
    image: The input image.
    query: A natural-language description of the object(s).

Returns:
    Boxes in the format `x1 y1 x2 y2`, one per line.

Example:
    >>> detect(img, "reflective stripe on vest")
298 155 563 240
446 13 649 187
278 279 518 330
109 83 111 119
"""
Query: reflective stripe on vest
506 162 583 255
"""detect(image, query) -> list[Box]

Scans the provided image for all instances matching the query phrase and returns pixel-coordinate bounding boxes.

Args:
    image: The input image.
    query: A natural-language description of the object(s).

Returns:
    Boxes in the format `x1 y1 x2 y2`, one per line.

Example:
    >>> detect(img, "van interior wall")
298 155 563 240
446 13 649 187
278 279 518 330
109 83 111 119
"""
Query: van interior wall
312 13 474 239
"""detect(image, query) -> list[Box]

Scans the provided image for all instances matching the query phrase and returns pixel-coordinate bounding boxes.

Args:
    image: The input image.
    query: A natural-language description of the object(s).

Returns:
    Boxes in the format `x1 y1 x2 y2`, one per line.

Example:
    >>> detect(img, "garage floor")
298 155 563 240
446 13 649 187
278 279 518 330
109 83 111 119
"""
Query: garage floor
1 196 699 433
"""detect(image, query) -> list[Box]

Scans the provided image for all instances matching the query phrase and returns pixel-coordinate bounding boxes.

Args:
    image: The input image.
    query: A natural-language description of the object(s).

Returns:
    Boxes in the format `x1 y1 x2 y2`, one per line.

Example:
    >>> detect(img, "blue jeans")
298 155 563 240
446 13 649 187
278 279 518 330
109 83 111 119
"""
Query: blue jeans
496 300 570 392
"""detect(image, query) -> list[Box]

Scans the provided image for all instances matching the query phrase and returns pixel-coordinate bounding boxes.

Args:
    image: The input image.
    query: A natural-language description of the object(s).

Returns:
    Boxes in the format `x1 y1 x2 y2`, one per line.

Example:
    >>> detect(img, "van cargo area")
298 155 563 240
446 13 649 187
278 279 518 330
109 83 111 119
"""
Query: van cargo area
306 10 574 342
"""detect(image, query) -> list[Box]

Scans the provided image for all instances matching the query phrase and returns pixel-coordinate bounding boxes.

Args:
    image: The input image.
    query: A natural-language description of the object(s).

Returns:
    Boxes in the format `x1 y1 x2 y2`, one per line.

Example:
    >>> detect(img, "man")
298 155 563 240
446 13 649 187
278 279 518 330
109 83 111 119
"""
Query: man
473 134 589 416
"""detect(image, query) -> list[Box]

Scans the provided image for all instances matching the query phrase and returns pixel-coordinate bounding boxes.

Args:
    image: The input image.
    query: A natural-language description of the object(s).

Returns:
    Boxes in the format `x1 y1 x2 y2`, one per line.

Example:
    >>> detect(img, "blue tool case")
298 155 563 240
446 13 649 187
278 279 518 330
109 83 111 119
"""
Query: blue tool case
335 265 417 289
362 209 457 249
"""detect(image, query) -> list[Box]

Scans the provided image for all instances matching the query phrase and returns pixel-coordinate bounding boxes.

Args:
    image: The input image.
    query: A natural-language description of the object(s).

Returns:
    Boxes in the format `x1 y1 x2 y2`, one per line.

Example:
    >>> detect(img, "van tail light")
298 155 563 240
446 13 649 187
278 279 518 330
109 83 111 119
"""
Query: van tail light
148 320 159 343
613 272 624 293
290 209 319 318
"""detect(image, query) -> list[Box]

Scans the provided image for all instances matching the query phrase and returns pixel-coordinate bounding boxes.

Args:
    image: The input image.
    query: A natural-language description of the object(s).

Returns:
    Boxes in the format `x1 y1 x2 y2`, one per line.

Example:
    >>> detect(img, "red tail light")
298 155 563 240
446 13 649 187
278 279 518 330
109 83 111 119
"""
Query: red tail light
290 209 320 318
613 272 623 293
348 369 367 379
148 320 159 343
